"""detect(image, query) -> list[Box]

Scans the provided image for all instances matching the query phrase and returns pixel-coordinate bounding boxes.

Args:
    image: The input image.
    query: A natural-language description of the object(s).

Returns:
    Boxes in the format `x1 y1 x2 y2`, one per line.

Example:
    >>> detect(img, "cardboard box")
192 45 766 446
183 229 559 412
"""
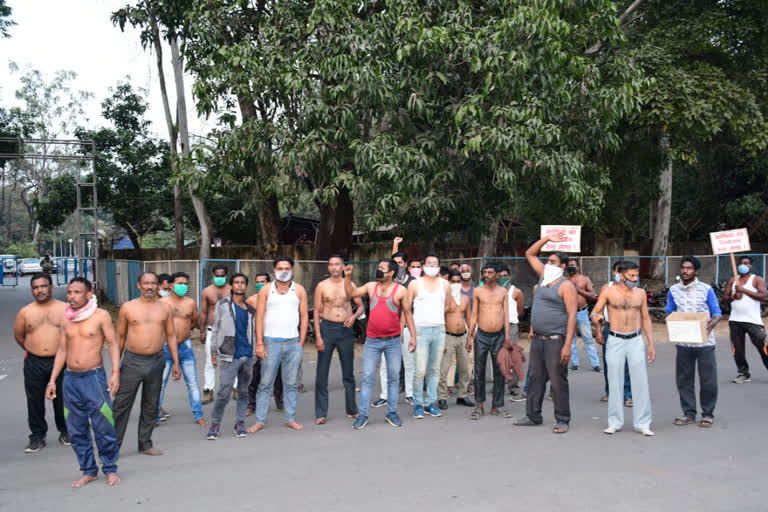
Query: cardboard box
665 312 709 344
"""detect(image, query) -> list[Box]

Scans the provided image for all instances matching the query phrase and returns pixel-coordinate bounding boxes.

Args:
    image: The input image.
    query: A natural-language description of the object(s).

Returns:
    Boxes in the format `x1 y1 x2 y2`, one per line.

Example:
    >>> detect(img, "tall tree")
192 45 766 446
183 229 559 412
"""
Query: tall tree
0 0 15 38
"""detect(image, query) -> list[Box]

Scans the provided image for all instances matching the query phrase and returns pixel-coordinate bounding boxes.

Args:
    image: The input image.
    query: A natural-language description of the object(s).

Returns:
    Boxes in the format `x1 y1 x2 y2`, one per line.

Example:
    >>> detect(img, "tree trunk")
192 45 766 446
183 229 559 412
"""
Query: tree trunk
315 185 354 259
170 37 212 260
237 95 281 253
650 129 672 279
146 8 186 255
478 217 500 257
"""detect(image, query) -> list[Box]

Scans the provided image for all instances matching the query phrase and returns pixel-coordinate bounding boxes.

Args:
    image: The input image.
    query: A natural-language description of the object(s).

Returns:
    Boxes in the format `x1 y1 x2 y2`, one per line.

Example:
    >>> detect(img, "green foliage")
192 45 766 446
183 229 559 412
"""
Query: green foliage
33 174 77 231
5 241 38 258
76 81 174 247
0 0 15 38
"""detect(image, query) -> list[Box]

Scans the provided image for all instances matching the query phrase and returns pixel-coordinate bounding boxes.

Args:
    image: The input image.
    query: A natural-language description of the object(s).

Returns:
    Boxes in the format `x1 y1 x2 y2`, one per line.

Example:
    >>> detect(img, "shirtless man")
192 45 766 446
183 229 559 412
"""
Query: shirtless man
200 265 232 403
14 273 68 453
157 272 206 426
591 260 656 436
246 273 284 416
314 255 363 424
46 277 121 487
467 264 511 420
345 259 416 429
113 272 180 456
565 258 600 371
437 270 474 410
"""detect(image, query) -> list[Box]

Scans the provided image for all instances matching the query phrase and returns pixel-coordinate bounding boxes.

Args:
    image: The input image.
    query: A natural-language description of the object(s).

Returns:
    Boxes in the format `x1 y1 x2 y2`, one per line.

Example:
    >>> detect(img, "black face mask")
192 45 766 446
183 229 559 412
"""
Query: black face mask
375 269 385 279
566 266 578 275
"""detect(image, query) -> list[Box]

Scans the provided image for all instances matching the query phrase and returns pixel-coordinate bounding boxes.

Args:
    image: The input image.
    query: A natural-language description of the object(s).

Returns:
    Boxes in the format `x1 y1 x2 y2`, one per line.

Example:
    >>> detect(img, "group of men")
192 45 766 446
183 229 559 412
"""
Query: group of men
13 234 767 487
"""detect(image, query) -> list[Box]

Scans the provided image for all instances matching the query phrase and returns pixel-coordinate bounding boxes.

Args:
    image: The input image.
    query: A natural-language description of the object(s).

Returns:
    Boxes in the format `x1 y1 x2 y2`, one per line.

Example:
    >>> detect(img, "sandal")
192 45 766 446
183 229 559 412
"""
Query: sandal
490 408 512 418
674 416 695 426
552 423 569 434
699 417 714 428
470 407 484 420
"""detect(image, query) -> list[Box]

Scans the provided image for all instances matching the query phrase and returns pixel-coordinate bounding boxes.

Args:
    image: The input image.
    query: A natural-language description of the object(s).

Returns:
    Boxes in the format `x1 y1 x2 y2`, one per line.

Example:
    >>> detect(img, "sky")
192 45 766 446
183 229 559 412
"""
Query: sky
0 0 211 139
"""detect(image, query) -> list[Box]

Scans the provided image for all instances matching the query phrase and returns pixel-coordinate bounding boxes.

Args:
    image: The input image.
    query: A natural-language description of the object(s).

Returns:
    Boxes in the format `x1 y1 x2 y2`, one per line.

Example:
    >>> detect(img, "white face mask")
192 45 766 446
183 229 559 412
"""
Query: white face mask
541 264 564 286
450 283 462 305
158 290 171 297
461 272 471 280
275 270 292 282
423 266 440 277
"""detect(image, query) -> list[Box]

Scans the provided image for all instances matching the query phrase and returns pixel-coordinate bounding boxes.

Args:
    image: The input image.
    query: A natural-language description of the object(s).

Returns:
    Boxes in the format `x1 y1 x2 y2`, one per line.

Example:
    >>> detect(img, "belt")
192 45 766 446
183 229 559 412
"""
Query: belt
609 329 642 339
446 331 467 337
371 335 399 341
533 334 565 340
578 305 589 312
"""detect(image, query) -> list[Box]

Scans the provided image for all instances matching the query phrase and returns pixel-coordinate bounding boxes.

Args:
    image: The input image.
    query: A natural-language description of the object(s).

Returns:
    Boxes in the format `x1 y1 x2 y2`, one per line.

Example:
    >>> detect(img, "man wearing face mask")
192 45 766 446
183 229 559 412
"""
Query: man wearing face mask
391 236 410 286
591 261 656 436
564 259 600 372
597 261 633 405
249 257 309 433
313 255 364 424
666 256 722 428
157 274 172 298
723 255 768 384
458 264 476 310
409 255 453 419
157 272 205 426
514 233 577 434
467 264 512 420
438 270 474 409
200 265 232 404
375 258 422 408
345 259 416 429
246 273 284 416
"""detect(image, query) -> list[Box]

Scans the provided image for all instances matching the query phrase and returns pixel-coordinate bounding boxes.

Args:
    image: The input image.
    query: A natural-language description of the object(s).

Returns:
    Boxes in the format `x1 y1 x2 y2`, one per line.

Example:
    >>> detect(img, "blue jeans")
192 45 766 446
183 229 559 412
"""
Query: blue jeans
254 337 303 424
158 340 204 421
606 334 651 429
63 367 119 476
570 309 601 368
359 336 402 418
602 323 632 400
414 326 446 407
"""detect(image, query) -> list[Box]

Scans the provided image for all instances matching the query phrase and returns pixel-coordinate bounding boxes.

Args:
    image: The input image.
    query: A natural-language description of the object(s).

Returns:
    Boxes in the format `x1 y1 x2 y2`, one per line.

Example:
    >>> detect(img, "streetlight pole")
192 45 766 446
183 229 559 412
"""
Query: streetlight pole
68 239 73 258
58 230 63 259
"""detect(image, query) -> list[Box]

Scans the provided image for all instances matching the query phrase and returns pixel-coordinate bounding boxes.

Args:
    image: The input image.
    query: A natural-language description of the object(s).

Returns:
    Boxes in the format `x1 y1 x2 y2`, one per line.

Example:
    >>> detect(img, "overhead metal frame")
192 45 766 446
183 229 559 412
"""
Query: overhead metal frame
0 137 98 282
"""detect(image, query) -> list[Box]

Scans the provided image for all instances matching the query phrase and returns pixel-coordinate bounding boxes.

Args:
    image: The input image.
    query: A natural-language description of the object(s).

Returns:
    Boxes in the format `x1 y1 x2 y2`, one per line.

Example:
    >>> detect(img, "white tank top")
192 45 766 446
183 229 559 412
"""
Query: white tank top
413 278 446 327
729 274 763 325
264 282 300 338
508 285 519 324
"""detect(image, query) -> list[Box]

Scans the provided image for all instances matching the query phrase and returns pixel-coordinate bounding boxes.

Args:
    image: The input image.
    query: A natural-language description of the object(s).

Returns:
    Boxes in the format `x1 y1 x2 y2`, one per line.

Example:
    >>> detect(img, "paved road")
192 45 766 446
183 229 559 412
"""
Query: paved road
1 278 766 511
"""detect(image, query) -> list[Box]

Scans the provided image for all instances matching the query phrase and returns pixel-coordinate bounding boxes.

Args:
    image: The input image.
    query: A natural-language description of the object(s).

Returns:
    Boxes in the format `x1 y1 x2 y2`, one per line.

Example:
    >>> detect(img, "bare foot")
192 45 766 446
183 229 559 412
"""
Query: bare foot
246 423 264 433
106 473 120 486
72 475 98 488
286 421 304 430
140 447 163 456
346 413 359 419
195 418 208 426
316 417 326 425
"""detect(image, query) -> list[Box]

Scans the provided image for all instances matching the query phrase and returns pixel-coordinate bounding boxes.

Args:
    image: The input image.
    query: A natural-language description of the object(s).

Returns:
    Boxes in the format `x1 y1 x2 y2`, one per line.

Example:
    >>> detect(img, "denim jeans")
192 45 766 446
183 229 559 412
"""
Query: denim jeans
254 337 303 424
158 340 204 421
315 320 358 418
676 345 718 419
380 328 415 399
474 328 505 408
602 323 632 400
211 356 252 425
413 326 446 407
569 309 601 368
606 334 651 429
359 336 401 418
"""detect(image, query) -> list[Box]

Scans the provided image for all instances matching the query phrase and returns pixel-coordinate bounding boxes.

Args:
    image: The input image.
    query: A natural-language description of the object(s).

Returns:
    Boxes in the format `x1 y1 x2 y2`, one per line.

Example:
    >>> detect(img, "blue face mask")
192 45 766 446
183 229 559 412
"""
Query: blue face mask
613 274 621 283
624 278 639 289
738 264 750 275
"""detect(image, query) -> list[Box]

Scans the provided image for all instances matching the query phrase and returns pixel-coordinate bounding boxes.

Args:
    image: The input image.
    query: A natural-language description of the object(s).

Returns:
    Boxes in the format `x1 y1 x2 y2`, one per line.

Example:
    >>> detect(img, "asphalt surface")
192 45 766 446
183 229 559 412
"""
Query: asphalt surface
1 277 766 511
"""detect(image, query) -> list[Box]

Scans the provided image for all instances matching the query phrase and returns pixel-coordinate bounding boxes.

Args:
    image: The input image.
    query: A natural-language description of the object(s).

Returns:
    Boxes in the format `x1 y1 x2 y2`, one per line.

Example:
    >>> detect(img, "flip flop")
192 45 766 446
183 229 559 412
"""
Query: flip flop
699 417 714 428
470 407 483 420
674 416 695 426
490 409 512 418
552 423 569 434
